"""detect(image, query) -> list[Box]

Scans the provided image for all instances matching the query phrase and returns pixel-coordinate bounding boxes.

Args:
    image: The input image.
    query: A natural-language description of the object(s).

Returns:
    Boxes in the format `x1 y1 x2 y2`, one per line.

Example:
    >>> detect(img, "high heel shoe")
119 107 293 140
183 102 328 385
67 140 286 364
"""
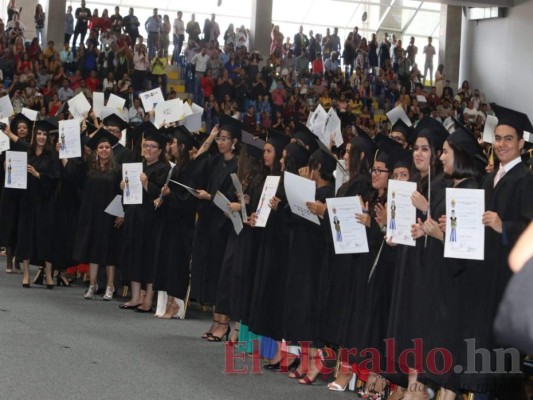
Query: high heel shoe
201 319 218 339
33 267 44 285
207 323 230 342
102 286 115 301
328 372 354 392
161 298 185 319
84 285 98 299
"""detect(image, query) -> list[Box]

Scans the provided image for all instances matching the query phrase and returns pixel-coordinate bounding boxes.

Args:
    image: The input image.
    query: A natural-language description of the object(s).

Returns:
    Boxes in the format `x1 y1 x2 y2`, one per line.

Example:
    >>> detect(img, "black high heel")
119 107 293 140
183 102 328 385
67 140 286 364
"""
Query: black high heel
207 323 230 342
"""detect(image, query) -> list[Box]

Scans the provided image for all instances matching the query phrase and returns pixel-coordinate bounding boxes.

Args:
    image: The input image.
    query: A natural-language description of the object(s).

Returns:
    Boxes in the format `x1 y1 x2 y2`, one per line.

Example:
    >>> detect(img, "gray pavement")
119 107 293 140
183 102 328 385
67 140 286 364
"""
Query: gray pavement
0 259 345 400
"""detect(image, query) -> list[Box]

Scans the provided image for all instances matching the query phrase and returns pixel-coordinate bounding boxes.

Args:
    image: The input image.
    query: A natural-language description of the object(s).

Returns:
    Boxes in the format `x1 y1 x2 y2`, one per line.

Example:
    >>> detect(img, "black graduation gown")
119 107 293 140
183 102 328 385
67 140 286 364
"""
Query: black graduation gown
190 154 238 305
247 191 291 340
352 192 397 370
113 143 133 165
319 175 372 348
152 163 197 299
0 140 29 247
15 146 60 261
384 174 448 387
73 163 122 266
50 158 84 269
122 159 170 284
216 173 264 318
283 184 335 345
416 178 479 390
456 163 533 394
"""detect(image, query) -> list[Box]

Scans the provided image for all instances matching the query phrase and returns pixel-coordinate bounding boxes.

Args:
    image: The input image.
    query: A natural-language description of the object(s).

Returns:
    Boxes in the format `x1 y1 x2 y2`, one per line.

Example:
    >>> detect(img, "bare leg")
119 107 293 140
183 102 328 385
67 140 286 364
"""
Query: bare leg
105 265 115 288
138 283 154 311
208 312 230 340
89 263 99 286
125 281 142 306
21 260 30 286
44 261 54 287
299 347 321 384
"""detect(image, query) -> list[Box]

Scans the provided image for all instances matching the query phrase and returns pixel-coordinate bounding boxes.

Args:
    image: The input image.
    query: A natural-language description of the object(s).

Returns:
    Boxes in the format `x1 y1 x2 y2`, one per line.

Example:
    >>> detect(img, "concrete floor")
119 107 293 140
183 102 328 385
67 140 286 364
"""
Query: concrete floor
0 259 345 400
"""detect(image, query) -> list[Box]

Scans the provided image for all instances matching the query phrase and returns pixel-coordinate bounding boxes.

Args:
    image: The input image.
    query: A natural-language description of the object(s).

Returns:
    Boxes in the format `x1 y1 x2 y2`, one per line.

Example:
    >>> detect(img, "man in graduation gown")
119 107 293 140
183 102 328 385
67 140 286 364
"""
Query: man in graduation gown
476 104 533 397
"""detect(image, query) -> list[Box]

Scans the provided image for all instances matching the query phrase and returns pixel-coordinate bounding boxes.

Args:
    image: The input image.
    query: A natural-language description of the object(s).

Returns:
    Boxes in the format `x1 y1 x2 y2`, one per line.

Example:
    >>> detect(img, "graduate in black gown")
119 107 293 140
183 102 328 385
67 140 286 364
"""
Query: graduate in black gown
385 116 449 396
190 120 240 339
470 104 533 398
0 114 32 274
102 114 133 165
152 127 199 319
5 120 59 288
248 141 310 364
238 129 290 347
282 145 336 385
318 132 375 389
212 133 265 342
73 129 123 300
120 130 170 312
415 123 486 398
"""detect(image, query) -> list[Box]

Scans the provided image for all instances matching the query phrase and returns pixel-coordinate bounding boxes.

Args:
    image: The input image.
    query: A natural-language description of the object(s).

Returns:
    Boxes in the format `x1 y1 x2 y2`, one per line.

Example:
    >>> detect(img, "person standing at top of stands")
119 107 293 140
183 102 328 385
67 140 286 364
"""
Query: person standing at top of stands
145 8 162 60
173 11 185 63
293 25 308 57
423 36 436 87
73 0 91 49
406 36 418 65
123 8 140 48
209 14 220 45
186 13 201 44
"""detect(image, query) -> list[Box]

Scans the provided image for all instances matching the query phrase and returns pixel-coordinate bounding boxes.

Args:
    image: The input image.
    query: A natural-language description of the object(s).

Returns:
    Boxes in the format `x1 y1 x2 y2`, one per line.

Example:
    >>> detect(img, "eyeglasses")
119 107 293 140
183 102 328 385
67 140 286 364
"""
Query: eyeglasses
370 168 389 176
143 144 159 150
389 134 406 144
215 136 231 143
392 172 409 180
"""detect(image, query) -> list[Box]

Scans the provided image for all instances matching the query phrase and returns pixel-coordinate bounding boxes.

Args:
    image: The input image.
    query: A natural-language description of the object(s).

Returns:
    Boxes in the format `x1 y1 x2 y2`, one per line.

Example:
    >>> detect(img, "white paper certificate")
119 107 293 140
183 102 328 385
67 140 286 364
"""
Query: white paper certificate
122 163 143 205
0 95 14 119
213 191 243 235
92 92 105 117
387 180 417 246
68 93 91 119
4 151 27 189
326 196 369 254
444 188 485 260
107 94 126 113
58 119 82 159
334 159 347 195
230 173 247 222
284 171 320 225
154 98 183 128
255 176 280 228
140 87 165 113
0 118 10 153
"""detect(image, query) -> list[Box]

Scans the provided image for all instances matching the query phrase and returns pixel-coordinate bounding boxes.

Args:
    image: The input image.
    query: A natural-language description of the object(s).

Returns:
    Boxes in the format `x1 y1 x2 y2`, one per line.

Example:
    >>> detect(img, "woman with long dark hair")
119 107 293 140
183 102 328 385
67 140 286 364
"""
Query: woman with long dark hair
190 118 240 339
210 133 266 341
73 129 123 300
0 114 33 275
152 127 199 319
3 119 59 287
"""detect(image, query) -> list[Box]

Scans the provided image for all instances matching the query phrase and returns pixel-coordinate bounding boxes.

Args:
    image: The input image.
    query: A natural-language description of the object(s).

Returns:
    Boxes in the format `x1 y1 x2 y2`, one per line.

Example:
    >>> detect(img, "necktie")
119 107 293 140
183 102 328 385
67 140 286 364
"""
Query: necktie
493 166 505 188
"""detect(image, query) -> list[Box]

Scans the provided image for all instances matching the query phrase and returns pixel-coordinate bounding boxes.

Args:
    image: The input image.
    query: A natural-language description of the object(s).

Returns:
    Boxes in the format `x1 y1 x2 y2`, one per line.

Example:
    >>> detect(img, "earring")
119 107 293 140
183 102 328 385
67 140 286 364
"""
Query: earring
231 144 235 151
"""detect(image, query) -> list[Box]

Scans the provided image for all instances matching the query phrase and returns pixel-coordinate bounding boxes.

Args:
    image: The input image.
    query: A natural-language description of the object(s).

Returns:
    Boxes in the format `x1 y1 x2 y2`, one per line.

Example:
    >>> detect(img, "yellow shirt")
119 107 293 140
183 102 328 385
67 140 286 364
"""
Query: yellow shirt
151 57 168 75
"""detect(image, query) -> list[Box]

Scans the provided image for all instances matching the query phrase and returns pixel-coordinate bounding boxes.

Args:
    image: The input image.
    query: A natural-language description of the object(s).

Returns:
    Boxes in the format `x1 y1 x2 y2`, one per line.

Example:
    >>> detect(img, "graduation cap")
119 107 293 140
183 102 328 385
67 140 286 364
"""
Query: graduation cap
490 103 533 138
218 113 243 141
86 128 119 150
103 113 129 132
242 130 265 160
34 119 57 133
285 142 311 167
374 133 409 172
10 113 32 134
350 127 378 162
266 128 291 158
310 143 338 176
294 120 319 153
448 118 487 166
172 125 199 150
413 116 449 149
391 120 413 143
144 129 168 149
